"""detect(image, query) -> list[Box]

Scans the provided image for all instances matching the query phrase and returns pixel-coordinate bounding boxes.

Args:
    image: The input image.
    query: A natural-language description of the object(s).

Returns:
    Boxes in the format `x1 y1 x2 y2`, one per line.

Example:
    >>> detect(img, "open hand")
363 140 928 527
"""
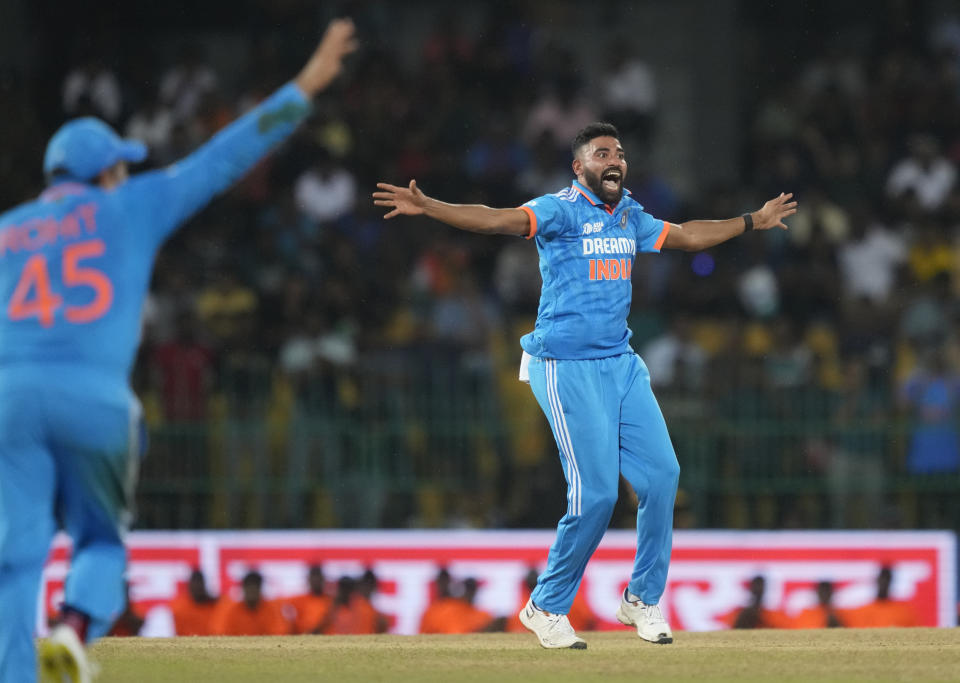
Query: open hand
754 192 798 230
373 180 428 219
294 18 358 96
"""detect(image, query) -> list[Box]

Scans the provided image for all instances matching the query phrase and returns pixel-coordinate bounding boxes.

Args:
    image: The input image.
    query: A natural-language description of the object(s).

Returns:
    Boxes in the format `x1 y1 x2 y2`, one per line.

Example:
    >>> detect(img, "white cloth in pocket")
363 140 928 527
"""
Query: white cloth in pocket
518 350 532 383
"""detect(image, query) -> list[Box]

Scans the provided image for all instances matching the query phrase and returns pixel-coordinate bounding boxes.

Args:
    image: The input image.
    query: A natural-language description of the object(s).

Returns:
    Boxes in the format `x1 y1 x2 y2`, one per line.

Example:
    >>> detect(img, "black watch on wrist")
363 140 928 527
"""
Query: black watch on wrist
742 212 754 231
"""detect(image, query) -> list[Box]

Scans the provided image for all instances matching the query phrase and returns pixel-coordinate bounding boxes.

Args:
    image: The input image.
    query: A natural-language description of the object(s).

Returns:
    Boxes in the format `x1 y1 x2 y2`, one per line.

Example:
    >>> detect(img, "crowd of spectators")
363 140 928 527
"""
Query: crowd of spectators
116 565 497 637
721 566 919 630
4 1 960 531
157 564 593 636
95 563 921 637
101 565 389 637
662 2 960 531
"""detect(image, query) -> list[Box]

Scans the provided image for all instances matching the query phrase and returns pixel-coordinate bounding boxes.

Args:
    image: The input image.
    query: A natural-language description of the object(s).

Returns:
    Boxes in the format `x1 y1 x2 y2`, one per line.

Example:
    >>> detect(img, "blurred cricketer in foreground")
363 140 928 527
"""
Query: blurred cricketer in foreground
374 123 796 649
0 19 356 683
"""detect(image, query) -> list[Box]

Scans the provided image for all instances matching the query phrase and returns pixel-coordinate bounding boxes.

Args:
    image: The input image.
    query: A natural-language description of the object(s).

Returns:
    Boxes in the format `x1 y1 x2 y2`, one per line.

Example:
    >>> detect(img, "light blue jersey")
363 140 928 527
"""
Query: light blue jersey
0 82 311 683
516 180 679 622
518 180 670 360
0 82 311 389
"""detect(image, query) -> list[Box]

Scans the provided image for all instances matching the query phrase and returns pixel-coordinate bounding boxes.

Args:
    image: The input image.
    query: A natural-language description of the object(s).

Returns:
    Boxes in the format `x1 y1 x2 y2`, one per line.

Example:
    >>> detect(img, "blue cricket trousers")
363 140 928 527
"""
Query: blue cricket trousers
526 352 680 614
0 365 143 683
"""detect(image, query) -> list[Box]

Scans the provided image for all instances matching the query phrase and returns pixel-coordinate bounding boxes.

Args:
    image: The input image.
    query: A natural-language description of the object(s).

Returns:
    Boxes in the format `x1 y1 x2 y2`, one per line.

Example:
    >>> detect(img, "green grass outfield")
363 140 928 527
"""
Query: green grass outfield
90 629 960 683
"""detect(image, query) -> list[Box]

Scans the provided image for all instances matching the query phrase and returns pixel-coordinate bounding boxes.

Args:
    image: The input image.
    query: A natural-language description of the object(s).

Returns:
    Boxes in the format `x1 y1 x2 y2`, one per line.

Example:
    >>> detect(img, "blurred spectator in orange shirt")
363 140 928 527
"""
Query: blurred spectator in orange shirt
420 568 460 633
842 566 919 628
789 581 844 629
286 565 333 635
212 570 290 636
170 569 220 636
420 571 498 634
459 577 502 633
107 582 144 637
353 568 389 634
722 576 792 629
315 576 364 634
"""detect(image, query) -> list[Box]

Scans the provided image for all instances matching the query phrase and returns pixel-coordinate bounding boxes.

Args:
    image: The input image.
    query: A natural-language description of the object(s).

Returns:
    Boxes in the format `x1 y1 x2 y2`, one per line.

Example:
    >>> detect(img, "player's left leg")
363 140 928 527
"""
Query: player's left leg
0 399 57 683
616 353 679 642
51 394 145 642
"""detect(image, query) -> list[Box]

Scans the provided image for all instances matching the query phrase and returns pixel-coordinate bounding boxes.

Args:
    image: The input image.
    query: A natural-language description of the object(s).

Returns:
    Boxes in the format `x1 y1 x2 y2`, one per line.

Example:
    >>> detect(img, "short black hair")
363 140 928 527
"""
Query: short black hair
571 122 620 157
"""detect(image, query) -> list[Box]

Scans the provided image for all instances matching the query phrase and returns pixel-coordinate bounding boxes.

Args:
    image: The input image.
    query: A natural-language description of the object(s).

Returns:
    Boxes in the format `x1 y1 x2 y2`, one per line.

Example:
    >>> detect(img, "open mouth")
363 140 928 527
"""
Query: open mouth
601 169 622 193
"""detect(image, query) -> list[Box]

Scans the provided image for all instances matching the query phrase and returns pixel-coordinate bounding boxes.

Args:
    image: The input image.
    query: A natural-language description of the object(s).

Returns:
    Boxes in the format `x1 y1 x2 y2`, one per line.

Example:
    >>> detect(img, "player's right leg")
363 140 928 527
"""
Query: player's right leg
0 392 57 683
518 597 586 649
523 355 621 646
49 390 145 643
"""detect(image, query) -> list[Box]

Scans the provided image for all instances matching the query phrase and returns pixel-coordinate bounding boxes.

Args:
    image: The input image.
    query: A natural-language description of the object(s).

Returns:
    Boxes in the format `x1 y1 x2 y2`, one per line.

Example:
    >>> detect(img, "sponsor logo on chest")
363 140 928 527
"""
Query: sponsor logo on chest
582 236 636 255
581 234 635 282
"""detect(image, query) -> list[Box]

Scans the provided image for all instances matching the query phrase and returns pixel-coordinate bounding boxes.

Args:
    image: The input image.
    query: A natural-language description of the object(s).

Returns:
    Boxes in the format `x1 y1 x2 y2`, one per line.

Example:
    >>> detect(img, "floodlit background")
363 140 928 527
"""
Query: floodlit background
3 0 960 537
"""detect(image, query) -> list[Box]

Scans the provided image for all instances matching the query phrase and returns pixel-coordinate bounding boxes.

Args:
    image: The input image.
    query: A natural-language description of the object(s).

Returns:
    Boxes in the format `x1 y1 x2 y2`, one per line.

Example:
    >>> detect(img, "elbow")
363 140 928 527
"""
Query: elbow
685 232 718 252
495 224 528 237
488 221 519 237
667 224 704 252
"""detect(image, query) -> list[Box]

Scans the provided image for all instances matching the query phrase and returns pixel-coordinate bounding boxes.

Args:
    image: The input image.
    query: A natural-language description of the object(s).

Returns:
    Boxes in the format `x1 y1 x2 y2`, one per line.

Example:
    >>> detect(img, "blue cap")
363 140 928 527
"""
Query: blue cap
43 117 147 182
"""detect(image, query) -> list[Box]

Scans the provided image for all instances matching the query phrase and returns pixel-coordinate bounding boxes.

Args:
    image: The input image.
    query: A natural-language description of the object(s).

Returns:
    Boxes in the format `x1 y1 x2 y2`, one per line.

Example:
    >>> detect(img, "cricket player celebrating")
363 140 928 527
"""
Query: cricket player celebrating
0 19 356 683
374 122 796 649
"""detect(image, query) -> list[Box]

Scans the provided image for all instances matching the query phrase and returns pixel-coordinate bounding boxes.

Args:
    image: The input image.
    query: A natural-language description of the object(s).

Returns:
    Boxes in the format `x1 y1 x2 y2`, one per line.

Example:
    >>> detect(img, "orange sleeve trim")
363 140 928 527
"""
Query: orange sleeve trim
518 205 538 239
653 221 671 250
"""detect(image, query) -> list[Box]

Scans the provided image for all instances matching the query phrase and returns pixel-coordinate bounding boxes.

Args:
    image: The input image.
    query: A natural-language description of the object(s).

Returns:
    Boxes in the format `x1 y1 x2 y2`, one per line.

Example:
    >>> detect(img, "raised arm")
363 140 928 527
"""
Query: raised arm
127 19 358 243
373 180 531 237
663 192 797 252
294 18 359 97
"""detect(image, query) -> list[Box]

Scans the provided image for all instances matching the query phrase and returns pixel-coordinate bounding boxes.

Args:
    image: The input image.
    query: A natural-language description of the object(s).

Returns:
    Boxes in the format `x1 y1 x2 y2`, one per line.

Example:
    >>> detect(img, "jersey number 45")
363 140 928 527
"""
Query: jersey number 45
7 238 113 328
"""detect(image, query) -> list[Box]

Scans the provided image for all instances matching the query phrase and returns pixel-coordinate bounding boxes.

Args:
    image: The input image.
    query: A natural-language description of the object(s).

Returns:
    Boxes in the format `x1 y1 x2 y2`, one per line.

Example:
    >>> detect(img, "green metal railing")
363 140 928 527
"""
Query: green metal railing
134 361 960 531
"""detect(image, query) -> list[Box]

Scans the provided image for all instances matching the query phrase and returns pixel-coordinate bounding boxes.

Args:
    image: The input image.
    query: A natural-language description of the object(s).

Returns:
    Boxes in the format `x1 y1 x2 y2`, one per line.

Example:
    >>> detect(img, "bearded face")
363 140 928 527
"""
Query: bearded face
576 136 627 205
583 163 624 205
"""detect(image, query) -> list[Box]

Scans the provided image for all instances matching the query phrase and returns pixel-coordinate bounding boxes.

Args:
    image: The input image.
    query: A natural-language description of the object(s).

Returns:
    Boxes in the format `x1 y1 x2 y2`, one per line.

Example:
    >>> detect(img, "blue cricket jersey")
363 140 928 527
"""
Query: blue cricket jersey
0 82 311 388
518 180 670 360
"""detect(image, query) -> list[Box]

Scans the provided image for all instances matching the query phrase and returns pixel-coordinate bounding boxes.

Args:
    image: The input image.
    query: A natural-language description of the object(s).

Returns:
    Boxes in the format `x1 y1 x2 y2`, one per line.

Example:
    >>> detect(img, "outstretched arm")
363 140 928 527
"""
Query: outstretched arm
373 180 531 237
127 19 358 245
663 192 797 252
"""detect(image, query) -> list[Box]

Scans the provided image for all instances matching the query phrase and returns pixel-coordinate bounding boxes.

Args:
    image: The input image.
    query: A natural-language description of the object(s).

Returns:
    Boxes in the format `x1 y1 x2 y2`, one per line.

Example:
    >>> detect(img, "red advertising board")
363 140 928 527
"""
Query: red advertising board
39 530 956 636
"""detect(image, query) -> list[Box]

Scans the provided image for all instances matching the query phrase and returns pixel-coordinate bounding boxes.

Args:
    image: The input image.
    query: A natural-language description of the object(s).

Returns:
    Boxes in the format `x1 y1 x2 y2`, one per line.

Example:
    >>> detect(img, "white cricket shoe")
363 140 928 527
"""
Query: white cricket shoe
616 590 674 644
38 624 97 683
518 598 587 650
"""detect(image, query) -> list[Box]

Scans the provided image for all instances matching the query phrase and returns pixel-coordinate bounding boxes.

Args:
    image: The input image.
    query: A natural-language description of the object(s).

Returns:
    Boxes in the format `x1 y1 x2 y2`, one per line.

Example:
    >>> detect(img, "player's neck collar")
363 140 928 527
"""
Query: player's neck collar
39 181 90 202
571 180 628 214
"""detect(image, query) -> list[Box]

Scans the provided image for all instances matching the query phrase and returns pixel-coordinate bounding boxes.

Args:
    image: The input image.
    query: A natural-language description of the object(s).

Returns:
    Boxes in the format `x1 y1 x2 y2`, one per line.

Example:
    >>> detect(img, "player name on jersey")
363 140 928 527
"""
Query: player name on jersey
0 203 99 258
